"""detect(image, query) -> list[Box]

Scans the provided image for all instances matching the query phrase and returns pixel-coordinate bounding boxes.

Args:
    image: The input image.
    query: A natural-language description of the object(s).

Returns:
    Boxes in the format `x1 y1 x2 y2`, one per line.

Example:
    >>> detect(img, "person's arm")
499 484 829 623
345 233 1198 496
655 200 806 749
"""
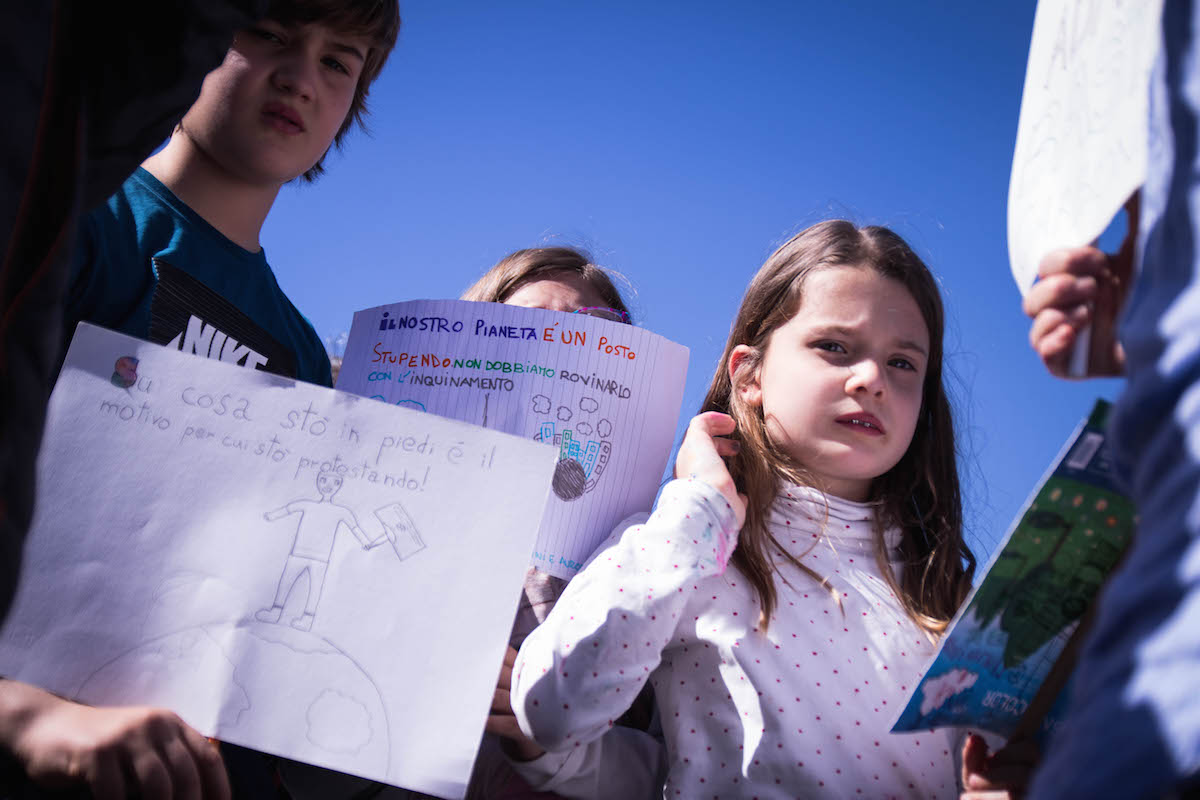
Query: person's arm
511 475 737 750
486 645 666 798
262 506 290 522
511 411 743 749
337 512 375 549
507 724 667 800
1024 193 1139 378
0 678 230 800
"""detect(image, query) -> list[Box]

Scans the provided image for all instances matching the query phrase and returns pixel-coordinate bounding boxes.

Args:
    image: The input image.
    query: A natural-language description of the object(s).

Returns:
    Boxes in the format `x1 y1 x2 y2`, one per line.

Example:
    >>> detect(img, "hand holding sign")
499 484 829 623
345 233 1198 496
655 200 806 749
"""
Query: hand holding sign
1008 0 1161 376
1023 196 1138 379
0 323 559 797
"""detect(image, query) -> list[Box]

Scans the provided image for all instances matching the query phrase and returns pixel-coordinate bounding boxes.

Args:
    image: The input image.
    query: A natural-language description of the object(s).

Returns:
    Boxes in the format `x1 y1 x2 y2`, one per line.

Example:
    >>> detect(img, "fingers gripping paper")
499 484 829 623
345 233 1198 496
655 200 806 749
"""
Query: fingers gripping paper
0 324 558 799
1007 0 1163 293
337 300 690 580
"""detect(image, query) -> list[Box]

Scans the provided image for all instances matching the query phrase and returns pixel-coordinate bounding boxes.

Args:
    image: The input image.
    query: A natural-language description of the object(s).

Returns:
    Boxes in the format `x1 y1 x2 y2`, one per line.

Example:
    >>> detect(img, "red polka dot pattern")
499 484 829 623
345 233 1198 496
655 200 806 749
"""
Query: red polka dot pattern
511 479 955 798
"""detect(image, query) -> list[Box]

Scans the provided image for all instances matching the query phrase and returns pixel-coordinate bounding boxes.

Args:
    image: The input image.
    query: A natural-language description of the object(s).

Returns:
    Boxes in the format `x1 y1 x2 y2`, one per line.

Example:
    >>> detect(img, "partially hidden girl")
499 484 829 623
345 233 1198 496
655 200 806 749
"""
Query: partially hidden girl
464 247 664 799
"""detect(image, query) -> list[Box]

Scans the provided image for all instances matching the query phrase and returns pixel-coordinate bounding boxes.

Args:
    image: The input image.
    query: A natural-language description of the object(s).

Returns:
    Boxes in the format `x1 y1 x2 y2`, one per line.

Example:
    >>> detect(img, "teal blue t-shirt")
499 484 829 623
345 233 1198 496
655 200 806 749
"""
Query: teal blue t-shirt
67 168 332 386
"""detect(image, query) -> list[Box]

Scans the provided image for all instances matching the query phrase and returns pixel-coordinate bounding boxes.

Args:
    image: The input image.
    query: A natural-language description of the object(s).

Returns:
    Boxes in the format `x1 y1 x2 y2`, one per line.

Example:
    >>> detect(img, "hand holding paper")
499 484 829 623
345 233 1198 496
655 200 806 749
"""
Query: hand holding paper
960 733 1039 800
2 680 229 800
1023 196 1138 379
1007 0 1159 376
0 323 560 798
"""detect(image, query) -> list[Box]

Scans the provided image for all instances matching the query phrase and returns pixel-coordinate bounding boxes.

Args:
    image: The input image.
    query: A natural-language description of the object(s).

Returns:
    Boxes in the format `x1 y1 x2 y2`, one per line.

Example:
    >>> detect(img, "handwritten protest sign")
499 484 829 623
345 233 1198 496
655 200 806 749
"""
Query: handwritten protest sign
337 300 690 580
0 324 558 799
1007 0 1162 293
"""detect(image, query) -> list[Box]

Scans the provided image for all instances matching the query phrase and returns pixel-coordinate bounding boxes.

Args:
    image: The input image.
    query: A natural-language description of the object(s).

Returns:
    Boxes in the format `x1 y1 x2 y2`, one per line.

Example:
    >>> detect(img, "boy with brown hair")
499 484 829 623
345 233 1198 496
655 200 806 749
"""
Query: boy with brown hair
67 0 400 387
0 2 400 796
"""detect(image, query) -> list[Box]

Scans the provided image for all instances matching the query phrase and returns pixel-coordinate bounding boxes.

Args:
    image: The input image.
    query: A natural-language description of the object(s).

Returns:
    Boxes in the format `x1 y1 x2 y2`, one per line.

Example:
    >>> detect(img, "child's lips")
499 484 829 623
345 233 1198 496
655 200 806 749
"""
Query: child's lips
262 102 305 134
835 413 885 436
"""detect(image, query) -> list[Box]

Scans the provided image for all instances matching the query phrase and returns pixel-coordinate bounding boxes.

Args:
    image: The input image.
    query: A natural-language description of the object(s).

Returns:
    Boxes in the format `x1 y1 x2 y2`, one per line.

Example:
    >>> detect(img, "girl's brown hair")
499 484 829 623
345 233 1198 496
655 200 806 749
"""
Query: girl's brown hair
701 220 974 634
461 246 631 321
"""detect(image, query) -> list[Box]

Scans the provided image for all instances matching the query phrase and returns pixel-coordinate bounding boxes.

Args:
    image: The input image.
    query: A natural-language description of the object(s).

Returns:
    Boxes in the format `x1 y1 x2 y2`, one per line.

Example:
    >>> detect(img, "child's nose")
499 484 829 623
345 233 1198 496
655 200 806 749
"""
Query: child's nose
846 359 884 395
271 50 318 101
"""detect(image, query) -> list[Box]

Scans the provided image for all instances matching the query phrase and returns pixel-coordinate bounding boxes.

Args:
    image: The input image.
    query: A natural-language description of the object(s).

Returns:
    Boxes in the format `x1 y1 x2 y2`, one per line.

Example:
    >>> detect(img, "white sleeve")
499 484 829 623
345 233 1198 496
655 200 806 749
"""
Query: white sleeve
507 725 667 799
511 478 738 755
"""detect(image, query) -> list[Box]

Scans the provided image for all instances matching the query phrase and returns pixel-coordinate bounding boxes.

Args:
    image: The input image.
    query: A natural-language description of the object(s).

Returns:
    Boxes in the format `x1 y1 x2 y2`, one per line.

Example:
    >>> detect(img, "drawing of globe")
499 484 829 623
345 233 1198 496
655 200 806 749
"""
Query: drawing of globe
77 621 389 777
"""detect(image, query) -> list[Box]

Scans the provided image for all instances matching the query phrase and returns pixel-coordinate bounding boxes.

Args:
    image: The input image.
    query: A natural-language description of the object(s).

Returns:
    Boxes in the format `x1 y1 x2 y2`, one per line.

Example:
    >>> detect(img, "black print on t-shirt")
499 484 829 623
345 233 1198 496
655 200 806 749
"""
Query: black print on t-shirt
148 259 298 379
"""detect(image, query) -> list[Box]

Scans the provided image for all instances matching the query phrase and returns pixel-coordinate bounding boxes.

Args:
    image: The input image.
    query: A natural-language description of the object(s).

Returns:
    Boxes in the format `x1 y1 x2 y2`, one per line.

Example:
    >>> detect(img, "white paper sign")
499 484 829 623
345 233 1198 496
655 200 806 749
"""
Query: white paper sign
0 324 559 799
1008 0 1163 293
337 300 690 580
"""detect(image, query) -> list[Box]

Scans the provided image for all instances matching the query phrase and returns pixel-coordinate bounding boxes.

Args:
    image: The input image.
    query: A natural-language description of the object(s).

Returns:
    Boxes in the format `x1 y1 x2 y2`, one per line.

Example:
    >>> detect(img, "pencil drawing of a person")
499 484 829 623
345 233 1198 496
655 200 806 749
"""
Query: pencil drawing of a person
257 470 382 631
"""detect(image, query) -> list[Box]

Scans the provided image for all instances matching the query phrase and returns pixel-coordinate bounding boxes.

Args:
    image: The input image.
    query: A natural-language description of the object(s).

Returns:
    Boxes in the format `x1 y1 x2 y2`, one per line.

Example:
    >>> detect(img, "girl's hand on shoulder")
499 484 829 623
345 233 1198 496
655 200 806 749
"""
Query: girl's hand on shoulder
485 645 545 762
675 412 747 530
960 732 1039 800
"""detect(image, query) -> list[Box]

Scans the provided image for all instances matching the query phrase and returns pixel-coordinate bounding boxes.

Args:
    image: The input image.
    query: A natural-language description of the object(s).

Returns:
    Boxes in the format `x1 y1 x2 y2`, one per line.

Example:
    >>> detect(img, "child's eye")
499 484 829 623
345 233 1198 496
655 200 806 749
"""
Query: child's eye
814 341 846 354
249 27 285 45
322 56 351 75
888 357 917 371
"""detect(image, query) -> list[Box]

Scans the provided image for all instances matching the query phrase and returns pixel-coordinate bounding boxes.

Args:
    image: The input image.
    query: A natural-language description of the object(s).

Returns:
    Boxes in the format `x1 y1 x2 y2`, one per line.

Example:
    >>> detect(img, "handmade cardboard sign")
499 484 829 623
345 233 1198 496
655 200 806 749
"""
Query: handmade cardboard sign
0 324 558 799
337 300 690 580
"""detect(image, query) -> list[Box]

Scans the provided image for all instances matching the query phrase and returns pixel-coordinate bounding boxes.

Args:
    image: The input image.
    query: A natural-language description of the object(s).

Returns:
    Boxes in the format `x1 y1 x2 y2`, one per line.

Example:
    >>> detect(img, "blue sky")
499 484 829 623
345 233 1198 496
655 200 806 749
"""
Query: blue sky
263 1 1126 562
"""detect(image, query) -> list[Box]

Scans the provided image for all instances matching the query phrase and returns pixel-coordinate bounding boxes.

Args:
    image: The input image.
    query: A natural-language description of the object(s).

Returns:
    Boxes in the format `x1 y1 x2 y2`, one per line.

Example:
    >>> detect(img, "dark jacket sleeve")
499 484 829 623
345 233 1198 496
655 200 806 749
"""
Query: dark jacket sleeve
0 0 265 630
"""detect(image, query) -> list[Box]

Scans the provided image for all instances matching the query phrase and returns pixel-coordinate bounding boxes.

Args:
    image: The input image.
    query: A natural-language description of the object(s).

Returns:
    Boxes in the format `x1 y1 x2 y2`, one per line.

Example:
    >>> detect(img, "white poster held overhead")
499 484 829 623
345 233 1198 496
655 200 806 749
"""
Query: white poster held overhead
1007 0 1163 293
337 300 690 580
0 324 558 799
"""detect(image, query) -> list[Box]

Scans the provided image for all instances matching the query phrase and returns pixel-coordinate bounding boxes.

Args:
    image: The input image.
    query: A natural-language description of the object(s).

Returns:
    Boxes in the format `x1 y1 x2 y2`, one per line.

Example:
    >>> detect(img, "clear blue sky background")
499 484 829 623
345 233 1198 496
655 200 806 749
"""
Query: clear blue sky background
263 1 1125 563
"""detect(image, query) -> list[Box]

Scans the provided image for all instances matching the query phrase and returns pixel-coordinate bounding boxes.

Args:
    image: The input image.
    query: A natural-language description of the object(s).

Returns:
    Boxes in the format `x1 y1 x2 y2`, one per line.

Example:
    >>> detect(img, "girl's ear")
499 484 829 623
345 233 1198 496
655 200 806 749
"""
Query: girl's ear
728 345 763 407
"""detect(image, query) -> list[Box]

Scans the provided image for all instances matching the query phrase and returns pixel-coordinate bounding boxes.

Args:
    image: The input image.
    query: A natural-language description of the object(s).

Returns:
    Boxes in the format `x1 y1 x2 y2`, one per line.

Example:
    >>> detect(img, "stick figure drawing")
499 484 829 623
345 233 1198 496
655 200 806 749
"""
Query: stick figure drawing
257 470 387 631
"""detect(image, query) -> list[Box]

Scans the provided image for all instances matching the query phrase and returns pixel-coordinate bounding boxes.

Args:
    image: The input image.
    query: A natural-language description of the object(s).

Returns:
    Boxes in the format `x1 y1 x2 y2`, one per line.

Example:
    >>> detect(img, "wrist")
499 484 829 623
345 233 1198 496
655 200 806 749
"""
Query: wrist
0 679 60 754
680 472 737 507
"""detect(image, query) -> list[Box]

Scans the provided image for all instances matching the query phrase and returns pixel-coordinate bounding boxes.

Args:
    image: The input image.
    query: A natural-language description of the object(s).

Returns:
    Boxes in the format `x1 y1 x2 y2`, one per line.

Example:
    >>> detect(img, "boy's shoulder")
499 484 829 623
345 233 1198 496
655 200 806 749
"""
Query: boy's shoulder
71 169 332 387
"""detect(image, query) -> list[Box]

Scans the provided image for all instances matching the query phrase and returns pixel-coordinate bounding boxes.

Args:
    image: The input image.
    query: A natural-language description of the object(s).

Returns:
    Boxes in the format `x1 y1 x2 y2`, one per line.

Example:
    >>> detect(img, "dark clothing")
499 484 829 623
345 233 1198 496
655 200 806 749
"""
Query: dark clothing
0 1 264 796
67 168 331 386
0 0 264 637
1029 0 1200 795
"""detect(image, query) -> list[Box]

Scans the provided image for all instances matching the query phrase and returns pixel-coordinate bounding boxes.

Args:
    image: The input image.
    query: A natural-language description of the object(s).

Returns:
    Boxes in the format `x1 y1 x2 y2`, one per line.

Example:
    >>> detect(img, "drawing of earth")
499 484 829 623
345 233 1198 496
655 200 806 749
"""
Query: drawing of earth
77 621 389 777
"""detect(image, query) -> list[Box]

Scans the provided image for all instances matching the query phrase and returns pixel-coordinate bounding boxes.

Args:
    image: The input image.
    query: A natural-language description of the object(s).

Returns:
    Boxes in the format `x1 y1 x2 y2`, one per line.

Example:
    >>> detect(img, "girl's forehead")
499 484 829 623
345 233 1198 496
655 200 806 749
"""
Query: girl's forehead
789 266 928 339
506 272 607 312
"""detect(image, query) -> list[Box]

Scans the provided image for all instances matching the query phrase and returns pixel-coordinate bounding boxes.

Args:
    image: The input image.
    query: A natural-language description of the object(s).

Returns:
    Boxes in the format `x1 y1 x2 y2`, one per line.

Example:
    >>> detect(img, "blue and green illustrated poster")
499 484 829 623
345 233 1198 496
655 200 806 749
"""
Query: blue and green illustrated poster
892 399 1134 740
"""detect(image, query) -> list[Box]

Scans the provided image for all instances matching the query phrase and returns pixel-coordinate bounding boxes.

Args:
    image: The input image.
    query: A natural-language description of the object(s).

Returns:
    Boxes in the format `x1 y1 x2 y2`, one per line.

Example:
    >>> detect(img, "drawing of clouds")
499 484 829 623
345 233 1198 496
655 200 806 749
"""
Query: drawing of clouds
919 668 979 716
597 419 613 439
307 689 373 753
557 406 572 422
579 396 599 413
531 395 551 414
576 421 593 436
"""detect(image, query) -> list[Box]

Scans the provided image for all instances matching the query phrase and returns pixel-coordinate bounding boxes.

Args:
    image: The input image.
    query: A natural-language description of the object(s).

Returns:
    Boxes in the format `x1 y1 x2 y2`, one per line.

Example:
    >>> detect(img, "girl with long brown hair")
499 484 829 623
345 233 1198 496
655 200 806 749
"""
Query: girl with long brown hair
509 220 976 798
